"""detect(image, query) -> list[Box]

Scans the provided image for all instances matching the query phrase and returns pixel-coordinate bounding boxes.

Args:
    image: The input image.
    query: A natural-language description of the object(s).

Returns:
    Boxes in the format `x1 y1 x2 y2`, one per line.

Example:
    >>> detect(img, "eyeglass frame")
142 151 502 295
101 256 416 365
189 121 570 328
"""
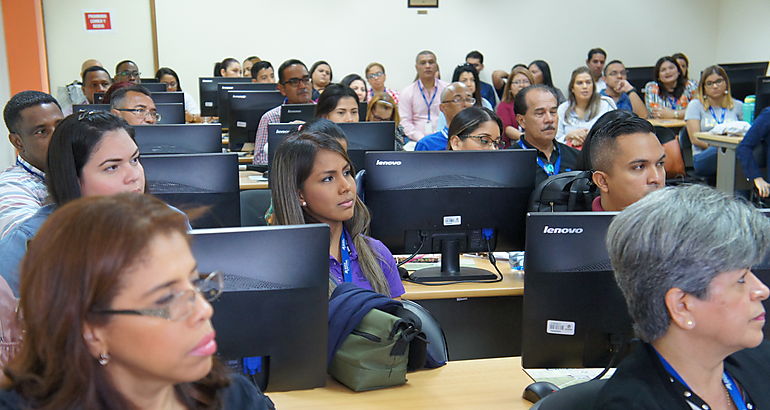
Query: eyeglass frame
116 70 141 78
281 76 312 87
442 96 476 105
460 135 503 148
91 271 224 321
705 78 726 88
366 71 385 80
114 107 162 122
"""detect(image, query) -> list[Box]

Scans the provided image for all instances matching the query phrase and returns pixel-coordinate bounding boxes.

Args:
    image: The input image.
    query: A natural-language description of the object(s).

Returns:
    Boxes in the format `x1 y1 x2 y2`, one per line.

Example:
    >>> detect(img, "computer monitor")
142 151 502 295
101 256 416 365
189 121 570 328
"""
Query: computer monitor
279 103 314 123
140 77 160 84
521 211 635 369
364 149 537 282
199 77 253 116
134 124 222 154
190 223 329 392
719 62 769 101
358 102 367 122
755 76 770 118
151 91 185 104
625 66 654 92
227 90 284 151
266 123 301 170
72 104 110 114
218 82 277 127
141 82 168 92
141 152 240 228
156 102 185 124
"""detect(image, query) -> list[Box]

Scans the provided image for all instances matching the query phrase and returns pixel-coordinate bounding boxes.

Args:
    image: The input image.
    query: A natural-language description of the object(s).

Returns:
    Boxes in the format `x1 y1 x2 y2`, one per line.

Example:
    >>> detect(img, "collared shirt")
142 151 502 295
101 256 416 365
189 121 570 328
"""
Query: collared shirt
328 228 405 298
398 79 448 142
368 88 400 105
643 80 697 112
414 127 449 151
513 135 580 186
0 203 54 294
252 105 283 165
0 156 47 239
600 89 633 112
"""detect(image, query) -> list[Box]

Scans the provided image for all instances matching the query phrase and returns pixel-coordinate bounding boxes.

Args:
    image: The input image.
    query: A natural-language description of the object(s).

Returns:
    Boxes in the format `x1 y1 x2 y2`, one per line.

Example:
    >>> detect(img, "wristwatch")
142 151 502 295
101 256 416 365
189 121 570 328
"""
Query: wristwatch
626 88 637 95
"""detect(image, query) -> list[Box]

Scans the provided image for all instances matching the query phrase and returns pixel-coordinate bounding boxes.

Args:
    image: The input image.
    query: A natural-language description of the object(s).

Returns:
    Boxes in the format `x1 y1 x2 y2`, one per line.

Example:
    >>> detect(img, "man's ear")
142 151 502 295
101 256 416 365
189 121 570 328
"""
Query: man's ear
592 170 610 194
8 133 23 152
516 114 526 130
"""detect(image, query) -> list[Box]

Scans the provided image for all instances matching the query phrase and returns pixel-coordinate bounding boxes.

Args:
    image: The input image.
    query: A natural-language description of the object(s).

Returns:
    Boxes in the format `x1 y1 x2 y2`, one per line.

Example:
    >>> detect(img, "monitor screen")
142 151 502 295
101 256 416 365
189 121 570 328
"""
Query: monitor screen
364 149 536 282
625 66 654 92
279 103 315 123
141 82 168 92
141 152 240 228
227 90 284 151
267 123 301 171
151 91 185 104
755 76 770 118
156 102 185 124
190 223 329 391
218 82 277 127
719 62 769 101
134 124 222 154
198 77 253 117
521 211 635 369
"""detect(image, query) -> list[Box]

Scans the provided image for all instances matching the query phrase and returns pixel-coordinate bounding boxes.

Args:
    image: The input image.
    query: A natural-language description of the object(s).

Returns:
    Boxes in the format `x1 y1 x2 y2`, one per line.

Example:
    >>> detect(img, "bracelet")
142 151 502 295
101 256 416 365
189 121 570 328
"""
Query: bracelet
626 88 637 95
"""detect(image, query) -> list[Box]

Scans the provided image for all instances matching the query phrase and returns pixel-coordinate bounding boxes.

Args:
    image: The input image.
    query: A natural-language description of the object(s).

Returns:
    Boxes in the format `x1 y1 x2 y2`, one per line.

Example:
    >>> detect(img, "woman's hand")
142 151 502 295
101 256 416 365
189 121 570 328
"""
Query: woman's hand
755 177 770 198
652 107 678 119
565 128 589 147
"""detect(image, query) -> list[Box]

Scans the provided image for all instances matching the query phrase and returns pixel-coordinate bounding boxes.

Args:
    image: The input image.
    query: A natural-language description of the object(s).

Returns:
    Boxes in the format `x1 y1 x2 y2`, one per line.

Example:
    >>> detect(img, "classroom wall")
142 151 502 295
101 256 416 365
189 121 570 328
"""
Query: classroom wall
0 4 13 169
714 0 770 72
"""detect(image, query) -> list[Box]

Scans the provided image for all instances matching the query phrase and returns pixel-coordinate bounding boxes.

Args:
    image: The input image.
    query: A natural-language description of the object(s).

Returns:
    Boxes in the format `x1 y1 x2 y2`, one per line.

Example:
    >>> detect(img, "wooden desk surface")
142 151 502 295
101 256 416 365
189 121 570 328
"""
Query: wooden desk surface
402 256 524 300
648 119 686 128
239 170 268 190
238 155 254 164
268 357 534 410
695 132 744 145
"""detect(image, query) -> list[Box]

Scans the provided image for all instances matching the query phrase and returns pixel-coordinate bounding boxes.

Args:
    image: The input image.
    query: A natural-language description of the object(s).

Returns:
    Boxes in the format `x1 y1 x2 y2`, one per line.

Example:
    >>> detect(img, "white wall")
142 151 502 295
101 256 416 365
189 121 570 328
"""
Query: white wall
42 0 154 93
0 4 13 169
715 0 770 73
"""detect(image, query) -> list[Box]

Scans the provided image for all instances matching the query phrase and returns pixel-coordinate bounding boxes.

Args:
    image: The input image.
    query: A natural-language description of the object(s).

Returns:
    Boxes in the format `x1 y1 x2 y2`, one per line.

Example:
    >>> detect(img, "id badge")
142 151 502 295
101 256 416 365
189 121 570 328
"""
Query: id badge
424 121 434 135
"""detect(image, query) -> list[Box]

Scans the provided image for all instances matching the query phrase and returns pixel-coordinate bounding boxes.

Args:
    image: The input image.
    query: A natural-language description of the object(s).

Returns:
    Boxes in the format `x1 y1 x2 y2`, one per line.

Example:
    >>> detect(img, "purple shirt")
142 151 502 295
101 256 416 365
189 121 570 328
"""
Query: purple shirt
329 229 405 298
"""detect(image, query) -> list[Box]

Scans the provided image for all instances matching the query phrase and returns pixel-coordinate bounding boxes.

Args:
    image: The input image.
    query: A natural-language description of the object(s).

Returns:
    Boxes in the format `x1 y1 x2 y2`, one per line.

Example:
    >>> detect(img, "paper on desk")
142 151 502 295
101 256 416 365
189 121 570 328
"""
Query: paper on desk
523 368 616 389
248 175 268 181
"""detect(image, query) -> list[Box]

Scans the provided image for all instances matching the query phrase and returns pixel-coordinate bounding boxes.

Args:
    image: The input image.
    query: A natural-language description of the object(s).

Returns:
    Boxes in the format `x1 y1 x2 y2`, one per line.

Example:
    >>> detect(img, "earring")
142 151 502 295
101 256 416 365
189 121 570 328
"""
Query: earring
301 201 307 207
724 89 728 95
98 353 110 366
686 320 694 328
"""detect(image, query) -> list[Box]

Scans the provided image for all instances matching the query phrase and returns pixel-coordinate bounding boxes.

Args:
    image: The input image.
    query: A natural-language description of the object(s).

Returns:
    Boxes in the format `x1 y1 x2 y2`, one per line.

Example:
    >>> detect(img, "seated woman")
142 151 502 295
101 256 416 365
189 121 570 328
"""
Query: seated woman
155 67 201 123
528 60 566 103
556 66 616 148
0 193 271 408
214 57 242 78
596 184 770 409
365 62 399 104
0 112 145 294
366 92 406 150
242 55 261 78
452 64 493 109
340 74 368 104
447 107 502 151
737 107 770 198
685 65 743 177
672 52 697 87
310 61 333 100
644 56 698 120
270 132 405 298
496 66 534 147
315 84 360 124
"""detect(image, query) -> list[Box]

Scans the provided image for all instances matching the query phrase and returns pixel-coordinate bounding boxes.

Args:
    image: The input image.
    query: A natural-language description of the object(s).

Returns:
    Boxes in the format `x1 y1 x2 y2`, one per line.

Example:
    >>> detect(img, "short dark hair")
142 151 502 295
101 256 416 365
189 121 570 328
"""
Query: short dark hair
465 50 483 63
109 85 152 109
514 84 558 116
3 91 61 134
81 66 110 83
315 83 359 118
154 67 182 91
587 48 607 61
300 117 348 144
584 110 655 172
114 60 137 74
278 59 308 84
250 61 273 79
309 61 333 83
46 111 136 206
603 59 624 75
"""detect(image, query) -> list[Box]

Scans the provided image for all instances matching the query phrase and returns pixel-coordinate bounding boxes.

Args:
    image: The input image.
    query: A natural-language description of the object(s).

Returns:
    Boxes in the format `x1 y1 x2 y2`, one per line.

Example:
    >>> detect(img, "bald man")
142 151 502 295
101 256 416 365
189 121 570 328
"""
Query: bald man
80 59 103 76
415 82 475 151
57 59 104 115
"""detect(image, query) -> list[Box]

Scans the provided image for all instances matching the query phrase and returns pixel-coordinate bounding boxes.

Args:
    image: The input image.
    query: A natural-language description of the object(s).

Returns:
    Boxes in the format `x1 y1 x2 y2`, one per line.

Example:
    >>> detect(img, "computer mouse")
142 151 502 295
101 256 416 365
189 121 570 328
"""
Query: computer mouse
522 381 560 403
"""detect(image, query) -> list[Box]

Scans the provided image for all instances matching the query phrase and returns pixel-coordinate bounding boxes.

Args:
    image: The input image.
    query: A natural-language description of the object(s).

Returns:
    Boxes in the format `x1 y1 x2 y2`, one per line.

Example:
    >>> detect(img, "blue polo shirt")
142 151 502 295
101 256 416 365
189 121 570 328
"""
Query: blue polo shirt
480 81 497 109
600 89 632 112
415 127 449 151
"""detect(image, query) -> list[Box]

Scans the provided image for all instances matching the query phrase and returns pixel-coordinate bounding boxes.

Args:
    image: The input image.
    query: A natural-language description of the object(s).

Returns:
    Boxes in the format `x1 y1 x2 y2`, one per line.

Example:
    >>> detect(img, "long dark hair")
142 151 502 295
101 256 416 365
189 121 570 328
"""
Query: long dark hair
529 60 556 88
452 64 483 107
654 56 687 100
315 83 359 118
3 193 230 409
155 67 182 92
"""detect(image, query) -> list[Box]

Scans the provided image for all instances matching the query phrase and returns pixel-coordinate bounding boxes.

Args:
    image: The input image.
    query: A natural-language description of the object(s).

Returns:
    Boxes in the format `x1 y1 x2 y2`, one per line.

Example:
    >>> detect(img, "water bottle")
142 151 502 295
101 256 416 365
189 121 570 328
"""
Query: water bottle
744 95 756 124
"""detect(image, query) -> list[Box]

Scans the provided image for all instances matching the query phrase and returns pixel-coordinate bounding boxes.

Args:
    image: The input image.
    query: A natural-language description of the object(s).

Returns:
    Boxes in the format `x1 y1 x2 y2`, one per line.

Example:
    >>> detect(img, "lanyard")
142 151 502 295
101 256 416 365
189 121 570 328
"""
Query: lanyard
340 233 352 283
667 96 678 109
655 349 749 410
708 106 727 125
519 140 560 176
16 158 44 182
417 81 438 121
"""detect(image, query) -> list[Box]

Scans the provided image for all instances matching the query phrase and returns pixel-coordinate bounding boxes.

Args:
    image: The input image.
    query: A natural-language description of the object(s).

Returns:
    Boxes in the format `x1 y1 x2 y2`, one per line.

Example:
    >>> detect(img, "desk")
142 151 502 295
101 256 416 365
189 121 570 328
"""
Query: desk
239 170 268 190
648 119 686 128
402 256 524 360
269 357 534 410
696 133 745 193
238 154 254 164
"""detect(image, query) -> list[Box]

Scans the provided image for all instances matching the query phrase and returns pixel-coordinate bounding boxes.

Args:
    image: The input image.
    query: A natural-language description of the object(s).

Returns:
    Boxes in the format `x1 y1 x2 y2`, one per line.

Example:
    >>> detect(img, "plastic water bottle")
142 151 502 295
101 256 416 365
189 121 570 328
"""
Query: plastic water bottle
744 95 756 125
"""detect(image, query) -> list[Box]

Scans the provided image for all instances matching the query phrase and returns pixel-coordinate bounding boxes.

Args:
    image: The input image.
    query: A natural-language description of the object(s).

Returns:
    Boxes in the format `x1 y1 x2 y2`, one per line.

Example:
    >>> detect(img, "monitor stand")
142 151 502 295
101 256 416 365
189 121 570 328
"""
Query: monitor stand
409 238 497 283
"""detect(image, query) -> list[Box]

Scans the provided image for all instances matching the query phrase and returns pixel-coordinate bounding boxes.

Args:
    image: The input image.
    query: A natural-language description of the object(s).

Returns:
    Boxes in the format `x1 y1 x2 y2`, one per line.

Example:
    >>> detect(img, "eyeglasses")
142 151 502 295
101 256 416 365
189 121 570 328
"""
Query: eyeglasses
606 70 628 78
366 72 385 80
464 135 503 148
281 76 311 86
705 78 725 88
114 108 162 122
92 271 224 322
117 70 141 78
443 96 476 105
511 80 531 86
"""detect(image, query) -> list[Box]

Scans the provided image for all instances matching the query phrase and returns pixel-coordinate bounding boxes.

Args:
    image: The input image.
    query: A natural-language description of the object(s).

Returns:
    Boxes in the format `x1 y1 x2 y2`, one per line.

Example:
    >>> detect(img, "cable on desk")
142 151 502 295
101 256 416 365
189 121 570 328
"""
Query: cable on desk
396 232 427 268
402 236 504 286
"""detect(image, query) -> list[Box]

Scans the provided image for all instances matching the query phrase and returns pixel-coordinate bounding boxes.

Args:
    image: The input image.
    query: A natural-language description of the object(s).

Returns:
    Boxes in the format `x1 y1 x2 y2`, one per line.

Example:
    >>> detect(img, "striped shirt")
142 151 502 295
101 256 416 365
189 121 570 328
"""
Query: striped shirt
0 156 47 239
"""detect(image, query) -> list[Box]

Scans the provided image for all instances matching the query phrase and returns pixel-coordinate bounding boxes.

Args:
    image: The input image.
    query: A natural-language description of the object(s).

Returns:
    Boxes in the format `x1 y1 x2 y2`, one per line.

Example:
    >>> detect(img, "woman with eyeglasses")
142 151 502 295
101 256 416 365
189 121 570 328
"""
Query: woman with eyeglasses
0 112 146 295
155 67 201 123
0 193 272 409
556 66 617 148
364 63 399 104
447 107 502 151
366 92 406 150
685 65 743 178
496 66 534 147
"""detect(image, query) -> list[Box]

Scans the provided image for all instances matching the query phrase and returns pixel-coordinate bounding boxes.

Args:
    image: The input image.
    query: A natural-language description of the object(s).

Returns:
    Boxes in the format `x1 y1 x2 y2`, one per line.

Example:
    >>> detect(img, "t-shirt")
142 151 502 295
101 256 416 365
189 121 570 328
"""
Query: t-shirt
414 127 448 151
600 89 632 112
684 98 743 155
328 228 405 298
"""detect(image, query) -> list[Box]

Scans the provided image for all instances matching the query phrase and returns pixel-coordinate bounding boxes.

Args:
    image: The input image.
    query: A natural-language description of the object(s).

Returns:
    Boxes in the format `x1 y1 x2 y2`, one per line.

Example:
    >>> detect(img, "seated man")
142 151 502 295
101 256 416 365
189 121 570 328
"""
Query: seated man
0 91 63 238
251 61 275 84
81 66 112 104
600 60 648 118
586 48 607 92
584 110 666 211
253 59 313 165
513 85 580 185
415 82 474 151
109 85 158 125
114 60 141 84
465 50 497 109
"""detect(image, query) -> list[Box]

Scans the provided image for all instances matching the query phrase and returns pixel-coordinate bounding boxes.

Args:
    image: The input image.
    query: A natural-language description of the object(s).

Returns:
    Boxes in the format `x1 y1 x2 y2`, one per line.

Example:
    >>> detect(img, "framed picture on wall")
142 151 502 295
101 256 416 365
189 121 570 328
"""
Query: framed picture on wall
408 0 438 8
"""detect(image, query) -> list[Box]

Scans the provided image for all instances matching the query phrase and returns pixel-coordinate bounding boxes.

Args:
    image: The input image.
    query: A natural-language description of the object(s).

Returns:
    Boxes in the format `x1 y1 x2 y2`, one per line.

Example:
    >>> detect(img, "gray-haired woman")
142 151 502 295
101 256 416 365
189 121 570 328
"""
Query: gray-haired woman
596 184 770 409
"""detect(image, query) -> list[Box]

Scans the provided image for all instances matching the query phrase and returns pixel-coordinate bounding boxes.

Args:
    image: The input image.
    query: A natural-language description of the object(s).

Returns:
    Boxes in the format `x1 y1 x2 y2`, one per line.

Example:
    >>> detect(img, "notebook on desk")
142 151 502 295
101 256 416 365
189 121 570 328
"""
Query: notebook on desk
523 368 616 389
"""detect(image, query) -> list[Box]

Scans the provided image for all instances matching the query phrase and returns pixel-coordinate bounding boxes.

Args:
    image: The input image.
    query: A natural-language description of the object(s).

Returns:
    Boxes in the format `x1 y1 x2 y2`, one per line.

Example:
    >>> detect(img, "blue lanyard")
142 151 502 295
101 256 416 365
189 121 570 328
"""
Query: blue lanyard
16 158 44 182
667 96 678 109
519 140 560 176
417 81 438 121
340 233 352 283
708 106 726 124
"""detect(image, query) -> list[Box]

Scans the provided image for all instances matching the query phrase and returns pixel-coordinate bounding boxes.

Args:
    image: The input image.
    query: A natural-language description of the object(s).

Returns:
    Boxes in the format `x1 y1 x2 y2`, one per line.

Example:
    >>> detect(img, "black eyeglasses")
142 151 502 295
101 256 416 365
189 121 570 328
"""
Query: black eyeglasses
281 76 311 86
117 70 141 78
463 135 503 148
114 108 162 122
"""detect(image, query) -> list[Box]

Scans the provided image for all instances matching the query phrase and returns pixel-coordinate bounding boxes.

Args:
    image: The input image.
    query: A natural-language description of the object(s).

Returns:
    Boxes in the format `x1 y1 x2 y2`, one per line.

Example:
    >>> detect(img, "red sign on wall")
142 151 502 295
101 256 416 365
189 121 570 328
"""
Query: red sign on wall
84 12 111 30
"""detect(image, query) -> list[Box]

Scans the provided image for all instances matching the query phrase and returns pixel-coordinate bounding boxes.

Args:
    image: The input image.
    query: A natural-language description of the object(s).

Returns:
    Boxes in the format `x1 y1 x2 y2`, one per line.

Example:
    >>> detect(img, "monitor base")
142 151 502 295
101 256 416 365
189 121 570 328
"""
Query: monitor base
409 266 497 283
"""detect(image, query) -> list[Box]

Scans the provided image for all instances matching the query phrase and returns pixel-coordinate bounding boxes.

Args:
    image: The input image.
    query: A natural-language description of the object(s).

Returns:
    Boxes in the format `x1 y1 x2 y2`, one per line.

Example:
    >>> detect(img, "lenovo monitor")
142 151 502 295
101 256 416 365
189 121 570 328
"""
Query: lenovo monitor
217 82 277 127
141 82 168 92
280 103 314 123
151 91 185 104
156 102 185 124
198 77 253 116
226 90 284 151
719 62 769 101
134 124 222 154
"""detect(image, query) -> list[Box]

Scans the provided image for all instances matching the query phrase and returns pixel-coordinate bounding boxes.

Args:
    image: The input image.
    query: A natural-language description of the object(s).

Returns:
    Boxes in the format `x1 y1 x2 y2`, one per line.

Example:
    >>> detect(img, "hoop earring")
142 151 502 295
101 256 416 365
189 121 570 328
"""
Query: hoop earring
98 353 110 366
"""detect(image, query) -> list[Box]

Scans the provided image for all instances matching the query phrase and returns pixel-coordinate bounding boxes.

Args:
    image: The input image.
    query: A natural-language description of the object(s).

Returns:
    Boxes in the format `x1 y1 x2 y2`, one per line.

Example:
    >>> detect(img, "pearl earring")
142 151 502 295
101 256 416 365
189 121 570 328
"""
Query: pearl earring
686 320 694 328
301 201 307 207
98 353 110 366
